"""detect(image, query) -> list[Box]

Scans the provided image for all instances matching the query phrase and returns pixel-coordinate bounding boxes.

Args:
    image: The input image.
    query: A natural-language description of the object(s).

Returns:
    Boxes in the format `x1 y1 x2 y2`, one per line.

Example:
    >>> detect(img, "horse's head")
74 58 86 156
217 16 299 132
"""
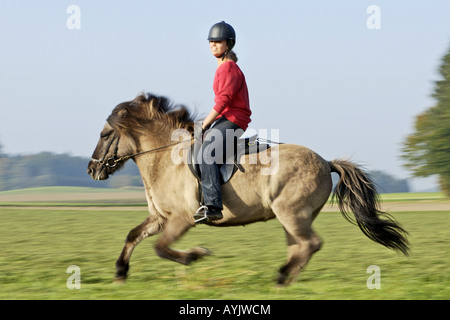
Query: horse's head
87 93 195 180
87 108 138 181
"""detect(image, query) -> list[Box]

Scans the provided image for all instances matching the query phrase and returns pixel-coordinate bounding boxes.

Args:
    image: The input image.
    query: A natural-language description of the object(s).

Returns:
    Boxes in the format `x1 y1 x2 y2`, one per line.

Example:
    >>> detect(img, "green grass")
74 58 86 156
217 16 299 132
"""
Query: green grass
379 192 447 202
0 207 448 300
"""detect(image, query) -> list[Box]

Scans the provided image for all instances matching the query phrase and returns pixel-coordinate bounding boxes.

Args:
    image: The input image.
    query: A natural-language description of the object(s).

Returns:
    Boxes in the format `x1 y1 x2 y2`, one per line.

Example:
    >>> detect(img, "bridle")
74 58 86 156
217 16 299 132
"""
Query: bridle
90 132 193 169
90 132 121 168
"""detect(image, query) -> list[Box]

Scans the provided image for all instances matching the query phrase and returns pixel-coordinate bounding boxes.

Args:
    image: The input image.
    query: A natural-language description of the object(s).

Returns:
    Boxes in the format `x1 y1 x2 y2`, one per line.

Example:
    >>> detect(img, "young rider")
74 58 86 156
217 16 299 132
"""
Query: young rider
194 21 252 222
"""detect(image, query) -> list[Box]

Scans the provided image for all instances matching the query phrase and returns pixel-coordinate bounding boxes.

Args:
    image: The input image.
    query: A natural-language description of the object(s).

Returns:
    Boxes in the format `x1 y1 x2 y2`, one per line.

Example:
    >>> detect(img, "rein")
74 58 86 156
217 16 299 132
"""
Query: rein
91 134 193 168
91 129 283 169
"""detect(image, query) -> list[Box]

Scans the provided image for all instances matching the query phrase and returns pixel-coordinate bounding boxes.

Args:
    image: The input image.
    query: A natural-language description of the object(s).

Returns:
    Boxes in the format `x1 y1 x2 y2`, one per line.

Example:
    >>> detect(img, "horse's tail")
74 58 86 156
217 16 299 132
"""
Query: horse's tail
329 159 410 255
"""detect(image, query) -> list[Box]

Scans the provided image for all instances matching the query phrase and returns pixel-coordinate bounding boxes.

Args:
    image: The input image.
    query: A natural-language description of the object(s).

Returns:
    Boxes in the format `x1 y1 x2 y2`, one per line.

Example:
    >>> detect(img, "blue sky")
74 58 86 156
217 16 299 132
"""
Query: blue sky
1 0 449 190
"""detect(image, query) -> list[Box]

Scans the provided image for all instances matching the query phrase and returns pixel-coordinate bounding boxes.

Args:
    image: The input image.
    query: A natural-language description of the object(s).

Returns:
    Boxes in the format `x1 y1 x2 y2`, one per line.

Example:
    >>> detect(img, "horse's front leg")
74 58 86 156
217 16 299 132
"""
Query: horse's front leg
154 214 210 265
115 214 164 282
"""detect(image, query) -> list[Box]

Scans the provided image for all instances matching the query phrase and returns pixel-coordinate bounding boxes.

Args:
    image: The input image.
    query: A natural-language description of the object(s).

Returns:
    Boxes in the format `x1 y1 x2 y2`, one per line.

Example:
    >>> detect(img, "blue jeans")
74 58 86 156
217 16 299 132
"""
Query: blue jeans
199 117 243 209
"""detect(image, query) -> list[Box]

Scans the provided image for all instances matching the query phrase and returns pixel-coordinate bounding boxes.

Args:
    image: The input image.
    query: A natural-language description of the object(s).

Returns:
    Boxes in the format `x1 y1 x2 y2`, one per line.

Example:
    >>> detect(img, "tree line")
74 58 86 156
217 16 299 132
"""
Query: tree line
0 150 411 193
0 151 143 191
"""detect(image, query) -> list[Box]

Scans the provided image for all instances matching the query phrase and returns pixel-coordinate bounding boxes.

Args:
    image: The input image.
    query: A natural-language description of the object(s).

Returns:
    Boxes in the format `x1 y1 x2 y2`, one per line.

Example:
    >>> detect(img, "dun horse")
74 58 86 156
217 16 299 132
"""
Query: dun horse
87 93 409 285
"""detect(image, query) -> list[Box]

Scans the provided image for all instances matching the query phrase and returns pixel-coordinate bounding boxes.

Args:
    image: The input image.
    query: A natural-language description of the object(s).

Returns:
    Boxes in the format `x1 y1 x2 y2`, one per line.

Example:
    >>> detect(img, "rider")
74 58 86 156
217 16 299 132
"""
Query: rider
194 21 252 222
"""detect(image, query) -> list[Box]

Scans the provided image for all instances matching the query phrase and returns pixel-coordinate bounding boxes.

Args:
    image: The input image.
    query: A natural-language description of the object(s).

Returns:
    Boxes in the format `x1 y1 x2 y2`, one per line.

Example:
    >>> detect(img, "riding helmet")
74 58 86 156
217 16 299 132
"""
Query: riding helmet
207 21 236 50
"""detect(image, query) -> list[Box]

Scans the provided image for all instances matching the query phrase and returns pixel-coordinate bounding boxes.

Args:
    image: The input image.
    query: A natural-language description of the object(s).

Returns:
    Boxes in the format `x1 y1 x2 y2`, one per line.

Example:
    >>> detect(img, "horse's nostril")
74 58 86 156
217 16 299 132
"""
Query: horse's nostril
87 167 93 175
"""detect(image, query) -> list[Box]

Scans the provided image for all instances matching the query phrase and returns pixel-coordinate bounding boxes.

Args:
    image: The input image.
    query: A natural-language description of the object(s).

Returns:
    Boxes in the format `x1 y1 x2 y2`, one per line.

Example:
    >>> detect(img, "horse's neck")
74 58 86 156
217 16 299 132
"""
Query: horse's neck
134 132 196 211
134 132 176 181
134 123 193 182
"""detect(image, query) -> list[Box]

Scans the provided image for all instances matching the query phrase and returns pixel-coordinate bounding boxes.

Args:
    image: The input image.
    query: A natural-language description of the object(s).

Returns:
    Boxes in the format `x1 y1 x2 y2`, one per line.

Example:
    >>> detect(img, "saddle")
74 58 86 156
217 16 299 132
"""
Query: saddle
187 135 270 184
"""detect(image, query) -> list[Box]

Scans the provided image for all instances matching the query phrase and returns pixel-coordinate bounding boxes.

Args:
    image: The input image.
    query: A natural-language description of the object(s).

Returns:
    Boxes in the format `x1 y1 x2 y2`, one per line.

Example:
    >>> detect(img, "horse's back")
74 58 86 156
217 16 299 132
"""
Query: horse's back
214 143 332 226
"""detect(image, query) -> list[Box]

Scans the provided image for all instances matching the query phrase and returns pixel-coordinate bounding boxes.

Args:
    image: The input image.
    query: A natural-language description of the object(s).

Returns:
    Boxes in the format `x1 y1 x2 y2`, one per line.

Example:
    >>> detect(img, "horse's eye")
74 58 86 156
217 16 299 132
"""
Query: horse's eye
101 132 112 139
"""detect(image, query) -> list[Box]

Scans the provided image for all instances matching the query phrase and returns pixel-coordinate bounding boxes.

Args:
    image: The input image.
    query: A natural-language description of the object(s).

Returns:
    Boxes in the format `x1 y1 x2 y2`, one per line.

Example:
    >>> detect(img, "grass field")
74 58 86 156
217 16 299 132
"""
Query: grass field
0 187 449 300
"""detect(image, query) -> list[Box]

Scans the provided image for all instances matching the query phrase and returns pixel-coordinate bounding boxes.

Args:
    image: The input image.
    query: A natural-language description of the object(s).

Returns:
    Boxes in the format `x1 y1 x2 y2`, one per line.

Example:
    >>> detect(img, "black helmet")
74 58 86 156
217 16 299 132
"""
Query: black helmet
207 21 236 50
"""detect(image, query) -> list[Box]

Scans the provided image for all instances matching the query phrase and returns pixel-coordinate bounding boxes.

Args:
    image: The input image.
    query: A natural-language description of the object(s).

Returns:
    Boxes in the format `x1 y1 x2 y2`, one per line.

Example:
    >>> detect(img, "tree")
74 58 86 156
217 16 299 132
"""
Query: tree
331 170 409 193
369 171 410 193
401 45 450 196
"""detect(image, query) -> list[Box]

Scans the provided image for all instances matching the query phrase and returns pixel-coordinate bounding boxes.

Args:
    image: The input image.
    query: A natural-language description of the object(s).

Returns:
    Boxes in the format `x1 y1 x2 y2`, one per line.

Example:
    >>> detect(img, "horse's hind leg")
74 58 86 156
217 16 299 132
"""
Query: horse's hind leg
275 208 322 286
115 214 164 281
277 227 322 285
154 215 210 265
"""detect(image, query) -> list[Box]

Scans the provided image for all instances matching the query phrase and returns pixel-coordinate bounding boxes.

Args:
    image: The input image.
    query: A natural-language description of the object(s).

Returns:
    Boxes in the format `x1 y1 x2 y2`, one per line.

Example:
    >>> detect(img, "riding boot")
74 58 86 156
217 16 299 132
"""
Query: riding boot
194 206 223 222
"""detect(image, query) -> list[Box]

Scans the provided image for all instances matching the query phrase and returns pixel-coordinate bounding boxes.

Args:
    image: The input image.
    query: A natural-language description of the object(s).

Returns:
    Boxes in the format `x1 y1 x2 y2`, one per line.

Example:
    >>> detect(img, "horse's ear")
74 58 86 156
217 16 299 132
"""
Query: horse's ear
117 108 128 118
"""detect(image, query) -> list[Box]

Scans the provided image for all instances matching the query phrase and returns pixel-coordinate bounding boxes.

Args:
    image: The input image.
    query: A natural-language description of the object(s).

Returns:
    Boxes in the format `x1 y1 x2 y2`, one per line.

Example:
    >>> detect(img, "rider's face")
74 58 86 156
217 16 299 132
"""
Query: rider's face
209 40 228 58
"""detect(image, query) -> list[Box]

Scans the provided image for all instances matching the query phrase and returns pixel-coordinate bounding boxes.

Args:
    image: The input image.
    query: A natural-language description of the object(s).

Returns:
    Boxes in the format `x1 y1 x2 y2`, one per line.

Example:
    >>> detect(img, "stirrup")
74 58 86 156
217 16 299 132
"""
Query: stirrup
194 205 208 223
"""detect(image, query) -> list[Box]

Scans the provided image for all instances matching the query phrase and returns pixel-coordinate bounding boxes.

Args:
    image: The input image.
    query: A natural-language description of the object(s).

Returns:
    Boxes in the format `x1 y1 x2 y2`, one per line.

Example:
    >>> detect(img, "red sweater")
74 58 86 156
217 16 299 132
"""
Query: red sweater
213 61 252 130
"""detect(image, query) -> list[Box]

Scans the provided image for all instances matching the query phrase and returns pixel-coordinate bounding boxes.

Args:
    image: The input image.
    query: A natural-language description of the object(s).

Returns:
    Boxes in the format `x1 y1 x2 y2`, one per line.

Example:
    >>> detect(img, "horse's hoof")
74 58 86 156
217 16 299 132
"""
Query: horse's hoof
196 247 212 256
113 277 126 285
184 247 211 265
276 273 288 286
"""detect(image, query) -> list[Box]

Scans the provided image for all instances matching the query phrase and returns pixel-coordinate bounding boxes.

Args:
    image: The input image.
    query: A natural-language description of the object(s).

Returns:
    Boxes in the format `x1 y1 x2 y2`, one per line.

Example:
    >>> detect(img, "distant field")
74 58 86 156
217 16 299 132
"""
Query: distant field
0 186 147 206
0 186 121 195
0 187 448 208
0 187 449 300
378 192 447 201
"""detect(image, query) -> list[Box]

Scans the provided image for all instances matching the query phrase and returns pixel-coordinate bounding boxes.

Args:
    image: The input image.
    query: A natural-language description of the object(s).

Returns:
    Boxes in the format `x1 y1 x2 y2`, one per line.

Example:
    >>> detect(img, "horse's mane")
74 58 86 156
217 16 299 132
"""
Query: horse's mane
107 93 196 133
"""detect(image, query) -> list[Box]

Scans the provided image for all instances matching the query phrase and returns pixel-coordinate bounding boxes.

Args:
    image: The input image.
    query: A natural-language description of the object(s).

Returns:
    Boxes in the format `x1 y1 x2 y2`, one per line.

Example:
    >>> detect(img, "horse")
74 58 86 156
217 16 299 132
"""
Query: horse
87 93 409 285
